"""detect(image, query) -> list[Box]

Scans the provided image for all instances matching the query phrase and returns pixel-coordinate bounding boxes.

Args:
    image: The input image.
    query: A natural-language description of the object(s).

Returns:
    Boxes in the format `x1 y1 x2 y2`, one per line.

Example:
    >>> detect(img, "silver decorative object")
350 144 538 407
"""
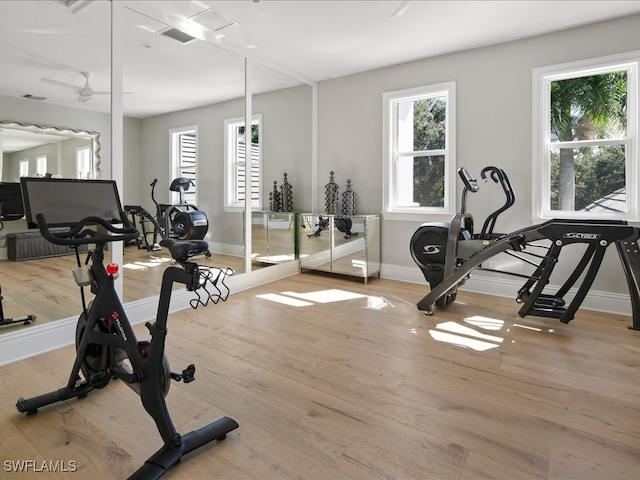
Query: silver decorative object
268 180 282 212
324 171 340 214
280 172 294 212
342 178 356 215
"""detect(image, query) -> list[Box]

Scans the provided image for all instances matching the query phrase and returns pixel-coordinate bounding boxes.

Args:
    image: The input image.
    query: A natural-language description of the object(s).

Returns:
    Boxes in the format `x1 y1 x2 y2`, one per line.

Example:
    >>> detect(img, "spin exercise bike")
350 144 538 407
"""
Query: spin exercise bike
410 167 640 330
124 177 208 251
15 177 237 479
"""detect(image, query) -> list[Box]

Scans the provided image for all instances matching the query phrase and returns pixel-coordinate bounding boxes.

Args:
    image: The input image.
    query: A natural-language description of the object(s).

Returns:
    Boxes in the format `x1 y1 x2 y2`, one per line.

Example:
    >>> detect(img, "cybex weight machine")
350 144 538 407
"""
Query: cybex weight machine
411 168 640 330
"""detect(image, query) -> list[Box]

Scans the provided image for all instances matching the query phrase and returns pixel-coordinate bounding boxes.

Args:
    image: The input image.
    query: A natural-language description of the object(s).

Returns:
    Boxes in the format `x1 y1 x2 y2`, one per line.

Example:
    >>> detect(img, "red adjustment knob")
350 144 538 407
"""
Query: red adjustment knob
106 263 119 275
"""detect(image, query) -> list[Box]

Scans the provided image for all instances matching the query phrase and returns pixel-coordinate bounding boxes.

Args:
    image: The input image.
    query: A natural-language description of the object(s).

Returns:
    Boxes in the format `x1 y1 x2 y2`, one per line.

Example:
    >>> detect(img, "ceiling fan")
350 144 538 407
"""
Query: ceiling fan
41 71 130 103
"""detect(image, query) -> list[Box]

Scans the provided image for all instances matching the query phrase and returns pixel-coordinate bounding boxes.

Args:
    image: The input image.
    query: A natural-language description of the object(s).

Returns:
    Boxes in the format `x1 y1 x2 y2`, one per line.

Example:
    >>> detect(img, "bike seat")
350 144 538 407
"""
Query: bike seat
160 238 209 262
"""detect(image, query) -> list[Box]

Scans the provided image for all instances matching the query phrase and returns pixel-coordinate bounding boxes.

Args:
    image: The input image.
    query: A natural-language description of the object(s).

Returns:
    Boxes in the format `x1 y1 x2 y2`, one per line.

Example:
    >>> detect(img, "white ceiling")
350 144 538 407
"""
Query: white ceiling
0 0 639 122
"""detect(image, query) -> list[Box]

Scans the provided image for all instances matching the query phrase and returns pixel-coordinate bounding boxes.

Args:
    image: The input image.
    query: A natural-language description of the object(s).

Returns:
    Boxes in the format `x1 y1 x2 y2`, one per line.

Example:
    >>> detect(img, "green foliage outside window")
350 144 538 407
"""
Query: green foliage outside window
412 97 446 207
550 71 627 211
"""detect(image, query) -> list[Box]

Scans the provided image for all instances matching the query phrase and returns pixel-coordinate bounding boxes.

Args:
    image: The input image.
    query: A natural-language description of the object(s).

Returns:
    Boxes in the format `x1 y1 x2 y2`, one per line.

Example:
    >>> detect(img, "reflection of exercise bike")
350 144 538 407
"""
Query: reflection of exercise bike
0 182 36 328
410 167 640 330
16 177 237 479
0 181 25 231
0 284 36 328
306 216 359 239
151 177 208 241
124 178 209 252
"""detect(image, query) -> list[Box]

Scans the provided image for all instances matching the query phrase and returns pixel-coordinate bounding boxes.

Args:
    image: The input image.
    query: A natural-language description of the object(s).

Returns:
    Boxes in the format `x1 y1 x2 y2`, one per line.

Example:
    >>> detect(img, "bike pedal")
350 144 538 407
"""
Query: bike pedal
171 364 196 383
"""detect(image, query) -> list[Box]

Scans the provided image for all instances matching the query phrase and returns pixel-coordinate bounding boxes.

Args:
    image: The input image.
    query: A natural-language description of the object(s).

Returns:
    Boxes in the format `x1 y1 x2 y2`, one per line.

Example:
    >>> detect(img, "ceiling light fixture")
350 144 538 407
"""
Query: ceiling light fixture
391 1 411 17
190 8 238 32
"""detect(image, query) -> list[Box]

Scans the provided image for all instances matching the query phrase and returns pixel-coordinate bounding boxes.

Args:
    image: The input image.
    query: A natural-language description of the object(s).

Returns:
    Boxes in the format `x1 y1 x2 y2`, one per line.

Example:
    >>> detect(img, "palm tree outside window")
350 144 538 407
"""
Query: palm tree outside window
533 53 638 220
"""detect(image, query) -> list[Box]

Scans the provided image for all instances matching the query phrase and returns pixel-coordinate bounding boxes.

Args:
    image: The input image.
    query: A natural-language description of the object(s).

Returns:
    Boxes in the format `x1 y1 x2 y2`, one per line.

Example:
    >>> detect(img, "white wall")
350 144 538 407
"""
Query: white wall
316 14 640 313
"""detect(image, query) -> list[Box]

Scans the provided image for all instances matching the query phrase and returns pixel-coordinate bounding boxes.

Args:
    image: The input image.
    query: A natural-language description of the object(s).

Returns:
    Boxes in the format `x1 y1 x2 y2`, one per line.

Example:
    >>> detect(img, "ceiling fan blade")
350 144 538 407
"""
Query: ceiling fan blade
90 91 134 95
41 77 81 92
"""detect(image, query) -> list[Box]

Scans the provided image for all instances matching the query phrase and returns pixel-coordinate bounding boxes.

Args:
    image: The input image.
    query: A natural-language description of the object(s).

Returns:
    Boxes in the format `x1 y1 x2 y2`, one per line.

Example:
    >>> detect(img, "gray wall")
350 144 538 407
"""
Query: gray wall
316 14 640 298
134 84 313 249
4 142 58 180
0 95 112 178
1 12 638 308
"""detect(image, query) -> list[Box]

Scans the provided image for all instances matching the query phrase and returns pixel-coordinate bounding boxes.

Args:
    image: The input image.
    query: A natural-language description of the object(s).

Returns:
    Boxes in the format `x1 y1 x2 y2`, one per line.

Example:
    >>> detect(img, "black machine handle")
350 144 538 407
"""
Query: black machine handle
478 166 516 239
36 212 139 247
458 167 479 214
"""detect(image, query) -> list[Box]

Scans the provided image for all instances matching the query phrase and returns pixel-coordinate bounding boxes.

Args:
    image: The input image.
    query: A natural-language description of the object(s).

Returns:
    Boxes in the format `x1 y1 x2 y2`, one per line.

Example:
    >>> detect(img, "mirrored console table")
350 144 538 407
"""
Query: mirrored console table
299 213 380 283
250 211 297 265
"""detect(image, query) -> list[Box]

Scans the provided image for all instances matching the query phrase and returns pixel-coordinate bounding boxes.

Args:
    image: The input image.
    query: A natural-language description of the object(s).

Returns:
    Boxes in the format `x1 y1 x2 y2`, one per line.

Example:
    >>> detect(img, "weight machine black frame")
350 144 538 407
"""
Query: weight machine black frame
417 218 640 330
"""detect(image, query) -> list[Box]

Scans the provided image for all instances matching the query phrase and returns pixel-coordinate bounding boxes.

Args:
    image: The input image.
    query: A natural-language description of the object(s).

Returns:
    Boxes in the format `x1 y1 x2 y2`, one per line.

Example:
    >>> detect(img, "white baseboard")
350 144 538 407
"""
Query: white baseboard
380 263 633 317
208 241 244 258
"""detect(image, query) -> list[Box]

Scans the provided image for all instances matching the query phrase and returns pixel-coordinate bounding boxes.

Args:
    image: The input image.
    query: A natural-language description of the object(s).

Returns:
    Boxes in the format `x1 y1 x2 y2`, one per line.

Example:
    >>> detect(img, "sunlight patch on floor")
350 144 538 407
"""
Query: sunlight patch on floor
428 329 501 351
255 293 314 307
122 256 171 271
282 289 365 303
255 288 400 310
428 315 506 351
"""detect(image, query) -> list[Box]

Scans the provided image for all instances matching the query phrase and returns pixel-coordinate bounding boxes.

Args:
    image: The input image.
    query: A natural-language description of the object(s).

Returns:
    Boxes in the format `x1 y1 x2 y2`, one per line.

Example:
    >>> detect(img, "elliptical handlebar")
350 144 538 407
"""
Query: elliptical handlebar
478 166 516 239
458 167 479 215
36 212 139 247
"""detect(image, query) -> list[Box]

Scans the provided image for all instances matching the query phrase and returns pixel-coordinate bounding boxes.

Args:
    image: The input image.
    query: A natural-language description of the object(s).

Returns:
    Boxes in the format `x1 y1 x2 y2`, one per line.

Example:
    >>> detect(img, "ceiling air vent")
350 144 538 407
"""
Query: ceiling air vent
159 27 197 45
22 94 47 101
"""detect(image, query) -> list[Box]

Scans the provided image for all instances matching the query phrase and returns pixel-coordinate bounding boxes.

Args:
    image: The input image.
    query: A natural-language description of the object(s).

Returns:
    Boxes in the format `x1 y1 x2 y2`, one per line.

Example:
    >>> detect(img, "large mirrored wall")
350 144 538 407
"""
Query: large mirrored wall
0 0 112 335
0 1 314 348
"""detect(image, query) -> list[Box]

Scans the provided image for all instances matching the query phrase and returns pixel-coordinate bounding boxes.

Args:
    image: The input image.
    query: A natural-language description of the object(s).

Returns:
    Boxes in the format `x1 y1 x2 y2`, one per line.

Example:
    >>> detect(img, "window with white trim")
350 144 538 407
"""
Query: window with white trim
76 146 92 179
170 127 198 205
224 114 262 210
19 159 28 177
383 82 456 217
533 52 638 221
36 155 47 176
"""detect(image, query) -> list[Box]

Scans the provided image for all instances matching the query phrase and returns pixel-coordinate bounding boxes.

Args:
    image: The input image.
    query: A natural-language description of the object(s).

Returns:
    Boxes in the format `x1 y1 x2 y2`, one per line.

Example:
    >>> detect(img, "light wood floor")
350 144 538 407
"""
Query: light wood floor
0 245 249 334
0 272 638 479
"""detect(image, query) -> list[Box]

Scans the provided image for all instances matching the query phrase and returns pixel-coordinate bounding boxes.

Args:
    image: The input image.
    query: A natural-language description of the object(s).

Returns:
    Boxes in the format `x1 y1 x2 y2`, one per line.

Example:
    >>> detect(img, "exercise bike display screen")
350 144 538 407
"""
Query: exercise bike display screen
21 177 124 228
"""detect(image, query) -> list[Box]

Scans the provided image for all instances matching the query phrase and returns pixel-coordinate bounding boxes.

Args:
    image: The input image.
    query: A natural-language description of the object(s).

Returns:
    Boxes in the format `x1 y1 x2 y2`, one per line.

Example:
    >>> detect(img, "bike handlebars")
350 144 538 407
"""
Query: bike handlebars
36 212 140 247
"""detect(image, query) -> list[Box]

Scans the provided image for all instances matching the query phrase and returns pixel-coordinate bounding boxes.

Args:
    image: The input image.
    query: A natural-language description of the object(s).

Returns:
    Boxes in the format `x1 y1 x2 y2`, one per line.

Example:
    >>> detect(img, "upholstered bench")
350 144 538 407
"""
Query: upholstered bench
6 230 87 261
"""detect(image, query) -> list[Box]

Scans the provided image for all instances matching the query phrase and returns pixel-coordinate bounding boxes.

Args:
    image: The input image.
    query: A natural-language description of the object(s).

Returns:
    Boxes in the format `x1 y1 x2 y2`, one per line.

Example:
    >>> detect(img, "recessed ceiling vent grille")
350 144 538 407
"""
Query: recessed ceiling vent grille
159 27 197 45
22 94 47 101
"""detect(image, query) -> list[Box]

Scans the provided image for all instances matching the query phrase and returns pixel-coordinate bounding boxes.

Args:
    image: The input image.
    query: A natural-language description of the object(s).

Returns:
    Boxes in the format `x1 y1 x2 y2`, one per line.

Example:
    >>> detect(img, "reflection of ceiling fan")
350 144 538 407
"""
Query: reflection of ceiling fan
41 71 130 103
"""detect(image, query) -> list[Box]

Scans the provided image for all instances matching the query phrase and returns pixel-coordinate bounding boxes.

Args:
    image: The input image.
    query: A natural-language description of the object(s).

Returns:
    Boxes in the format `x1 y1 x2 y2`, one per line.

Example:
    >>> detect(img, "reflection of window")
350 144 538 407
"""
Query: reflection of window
19 159 29 177
533 53 638 220
170 126 198 204
76 146 93 179
224 115 262 210
36 155 47 176
383 82 456 218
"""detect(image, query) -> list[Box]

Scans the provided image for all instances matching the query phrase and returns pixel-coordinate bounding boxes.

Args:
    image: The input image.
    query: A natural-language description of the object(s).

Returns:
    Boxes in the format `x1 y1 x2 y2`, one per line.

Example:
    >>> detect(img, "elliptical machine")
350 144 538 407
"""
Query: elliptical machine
151 177 209 241
410 166 515 308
